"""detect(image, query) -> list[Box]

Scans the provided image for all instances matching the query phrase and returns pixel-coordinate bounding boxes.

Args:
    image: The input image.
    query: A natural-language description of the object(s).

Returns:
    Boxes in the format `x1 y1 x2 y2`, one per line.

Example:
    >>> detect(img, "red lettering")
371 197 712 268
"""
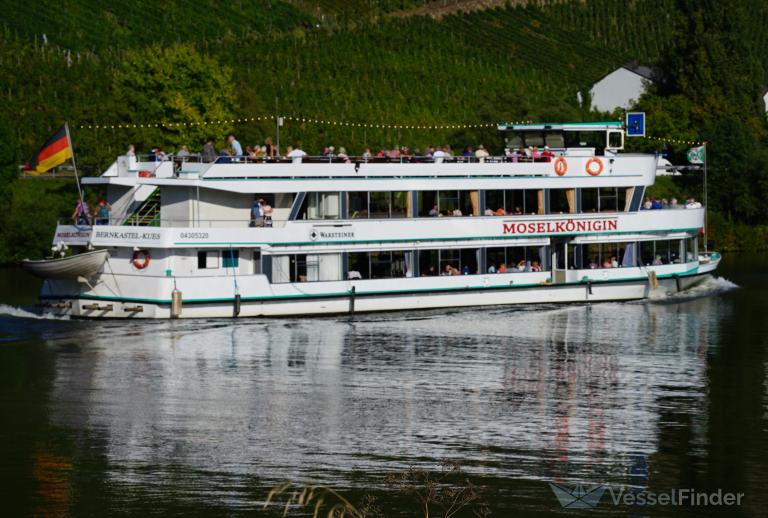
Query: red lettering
527 223 536 233
555 221 565 233
576 221 587 231
537 223 545 233
503 223 515 234
607 219 618 230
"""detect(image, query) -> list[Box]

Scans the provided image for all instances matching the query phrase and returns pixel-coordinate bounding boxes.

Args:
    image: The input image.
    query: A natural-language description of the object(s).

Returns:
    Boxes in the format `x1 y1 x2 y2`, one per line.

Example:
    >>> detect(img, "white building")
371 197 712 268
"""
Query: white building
589 63 655 113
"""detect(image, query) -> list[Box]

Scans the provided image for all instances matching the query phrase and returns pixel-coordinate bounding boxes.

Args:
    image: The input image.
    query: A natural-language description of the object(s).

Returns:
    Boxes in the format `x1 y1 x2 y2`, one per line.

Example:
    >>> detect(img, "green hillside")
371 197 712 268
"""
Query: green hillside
1 0 768 261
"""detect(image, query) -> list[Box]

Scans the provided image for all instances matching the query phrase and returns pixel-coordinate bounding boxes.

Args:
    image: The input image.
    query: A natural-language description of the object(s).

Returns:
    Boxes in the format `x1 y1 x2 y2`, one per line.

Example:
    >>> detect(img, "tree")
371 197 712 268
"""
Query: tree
112 43 238 153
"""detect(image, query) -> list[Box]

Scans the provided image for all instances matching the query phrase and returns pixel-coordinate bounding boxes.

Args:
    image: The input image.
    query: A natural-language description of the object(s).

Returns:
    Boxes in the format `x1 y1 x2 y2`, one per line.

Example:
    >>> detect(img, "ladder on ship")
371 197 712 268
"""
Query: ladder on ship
123 187 160 226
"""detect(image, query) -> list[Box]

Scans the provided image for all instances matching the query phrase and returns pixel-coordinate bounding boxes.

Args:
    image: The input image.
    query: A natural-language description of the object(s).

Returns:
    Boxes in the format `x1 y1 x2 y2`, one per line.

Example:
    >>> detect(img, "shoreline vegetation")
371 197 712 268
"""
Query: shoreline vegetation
1 0 768 261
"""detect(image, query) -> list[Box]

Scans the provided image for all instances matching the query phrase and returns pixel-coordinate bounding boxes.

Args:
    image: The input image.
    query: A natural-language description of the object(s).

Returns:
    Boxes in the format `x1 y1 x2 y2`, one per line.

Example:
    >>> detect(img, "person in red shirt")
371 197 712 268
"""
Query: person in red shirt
541 146 555 162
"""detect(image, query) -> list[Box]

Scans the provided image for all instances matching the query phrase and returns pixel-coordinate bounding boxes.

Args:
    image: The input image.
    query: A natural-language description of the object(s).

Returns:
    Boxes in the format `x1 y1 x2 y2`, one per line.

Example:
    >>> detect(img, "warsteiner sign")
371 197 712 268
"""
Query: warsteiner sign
503 217 619 235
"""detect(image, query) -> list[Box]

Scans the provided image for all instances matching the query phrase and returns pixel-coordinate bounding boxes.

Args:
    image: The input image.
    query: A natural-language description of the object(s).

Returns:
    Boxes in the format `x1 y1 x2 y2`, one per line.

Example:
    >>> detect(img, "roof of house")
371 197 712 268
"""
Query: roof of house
593 61 656 86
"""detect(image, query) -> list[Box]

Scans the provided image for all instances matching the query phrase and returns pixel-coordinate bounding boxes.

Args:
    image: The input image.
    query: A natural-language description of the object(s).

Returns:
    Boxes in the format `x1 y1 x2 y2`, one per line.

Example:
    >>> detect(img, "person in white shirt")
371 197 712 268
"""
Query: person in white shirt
287 146 307 164
228 134 243 157
685 197 702 209
475 144 490 162
432 146 450 164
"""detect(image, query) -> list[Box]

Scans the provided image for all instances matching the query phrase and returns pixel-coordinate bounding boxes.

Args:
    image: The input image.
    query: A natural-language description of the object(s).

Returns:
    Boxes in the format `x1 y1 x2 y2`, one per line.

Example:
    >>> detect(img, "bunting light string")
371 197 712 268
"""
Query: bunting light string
75 115 535 131
643 135 705 146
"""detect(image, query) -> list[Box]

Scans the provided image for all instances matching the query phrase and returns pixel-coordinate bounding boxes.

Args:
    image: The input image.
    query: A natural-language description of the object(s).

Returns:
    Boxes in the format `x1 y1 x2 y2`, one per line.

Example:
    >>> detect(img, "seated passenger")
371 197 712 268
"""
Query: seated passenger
670 197 680 209
428 204 439 217
652 255 664 265
541 146 554 162
498 263 508 273
602 259 613 268
513 206 522 215
452 208 463 216
347 270 362 280
487 264 496 273
495 207 506 216
642 197 652 210
443 264 459 276
517 260 527 271
651 198 663 209
610 256 618 268
426 265 438 276
530 260 542 272
484 208 494 216
461 265 470 275
589 258 598 269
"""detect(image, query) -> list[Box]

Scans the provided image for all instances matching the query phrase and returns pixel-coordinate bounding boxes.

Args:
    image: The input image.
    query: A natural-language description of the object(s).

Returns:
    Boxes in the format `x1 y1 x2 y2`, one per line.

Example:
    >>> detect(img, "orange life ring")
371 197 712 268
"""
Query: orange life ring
132 249 150 269
553 156 568 176
585 157 604 176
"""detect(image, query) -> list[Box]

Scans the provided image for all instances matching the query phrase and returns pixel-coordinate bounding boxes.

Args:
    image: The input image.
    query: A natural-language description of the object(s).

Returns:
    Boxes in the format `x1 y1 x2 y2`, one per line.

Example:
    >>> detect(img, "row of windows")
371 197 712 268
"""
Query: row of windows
298 188 638 220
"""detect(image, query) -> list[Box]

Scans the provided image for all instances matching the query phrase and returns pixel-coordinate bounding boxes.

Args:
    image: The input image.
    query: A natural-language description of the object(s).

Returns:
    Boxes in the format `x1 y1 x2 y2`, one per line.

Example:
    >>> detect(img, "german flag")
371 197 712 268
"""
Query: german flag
25 124 73 174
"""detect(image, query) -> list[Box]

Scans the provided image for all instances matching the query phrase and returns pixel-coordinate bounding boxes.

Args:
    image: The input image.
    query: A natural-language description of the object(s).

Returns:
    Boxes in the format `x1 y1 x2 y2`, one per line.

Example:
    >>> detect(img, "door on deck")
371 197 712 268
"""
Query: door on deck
551 238 569 284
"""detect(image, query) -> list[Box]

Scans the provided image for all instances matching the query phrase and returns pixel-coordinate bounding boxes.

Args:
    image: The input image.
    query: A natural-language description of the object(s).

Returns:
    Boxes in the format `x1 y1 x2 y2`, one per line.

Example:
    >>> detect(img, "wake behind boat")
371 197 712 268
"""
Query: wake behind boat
32 121 719 318
22 249 109 280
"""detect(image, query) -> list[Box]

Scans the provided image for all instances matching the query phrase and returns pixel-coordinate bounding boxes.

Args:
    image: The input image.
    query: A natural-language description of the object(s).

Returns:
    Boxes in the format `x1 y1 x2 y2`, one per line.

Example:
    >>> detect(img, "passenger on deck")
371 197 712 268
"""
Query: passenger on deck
362 147 372 159
287 145 307 164
452 208 463 216
495 207 506 216
589 258 598 269
265 137 277 158
95 199 111 225
262 200 273 227
338 147 350 163
177 144 190 158
426 265 437 276
602 258 613 268
428 205 439 217
202 138 217 163
611 256 619 268
517 260 527 271
498 263 508 273
433 146 450 163
347 270 362 280
652 255 664 265
484 208 494 216
487 264 496 273
461 265 471 275
475 144 490 162
228 134 243 158
506 148 520 163
513 206 523 215
72 198 90 225
541 146 554 162
126 144 136 158
250 198 264 227
685 197 702 209
531 146 541 160
651 198 663 209
531 260 542 272
642 197 652 210
670 197 680 209
218 149 232 163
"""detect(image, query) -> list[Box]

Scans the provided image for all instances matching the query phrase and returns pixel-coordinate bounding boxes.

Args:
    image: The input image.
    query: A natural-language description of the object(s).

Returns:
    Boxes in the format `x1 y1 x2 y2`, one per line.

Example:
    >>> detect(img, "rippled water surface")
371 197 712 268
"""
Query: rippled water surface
1 255 766 517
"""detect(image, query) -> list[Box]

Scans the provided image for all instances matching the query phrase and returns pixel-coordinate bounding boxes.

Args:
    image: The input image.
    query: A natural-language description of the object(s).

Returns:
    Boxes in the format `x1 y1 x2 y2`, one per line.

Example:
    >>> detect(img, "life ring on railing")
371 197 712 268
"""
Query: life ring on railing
585 157 604 176
553 156 568 176
132 249 150 269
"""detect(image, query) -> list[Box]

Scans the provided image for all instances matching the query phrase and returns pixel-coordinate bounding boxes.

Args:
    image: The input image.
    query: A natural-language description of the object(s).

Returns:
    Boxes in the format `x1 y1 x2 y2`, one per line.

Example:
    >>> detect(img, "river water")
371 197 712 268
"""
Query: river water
0 255 766 517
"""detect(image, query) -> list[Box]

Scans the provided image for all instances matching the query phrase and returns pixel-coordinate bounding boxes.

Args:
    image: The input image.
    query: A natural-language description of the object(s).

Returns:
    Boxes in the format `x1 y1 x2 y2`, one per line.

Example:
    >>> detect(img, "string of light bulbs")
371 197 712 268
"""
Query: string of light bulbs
74 114 535 131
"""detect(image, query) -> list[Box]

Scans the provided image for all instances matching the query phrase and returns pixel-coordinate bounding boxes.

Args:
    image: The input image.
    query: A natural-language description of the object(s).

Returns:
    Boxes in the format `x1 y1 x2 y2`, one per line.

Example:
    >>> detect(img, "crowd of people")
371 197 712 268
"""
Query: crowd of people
72 198 112 226
642 196 703 210
125 135 565 165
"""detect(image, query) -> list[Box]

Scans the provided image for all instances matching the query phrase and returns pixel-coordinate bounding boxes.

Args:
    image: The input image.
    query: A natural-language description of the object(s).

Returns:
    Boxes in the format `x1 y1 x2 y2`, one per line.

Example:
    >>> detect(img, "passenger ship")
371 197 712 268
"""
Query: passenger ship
29 122 720 318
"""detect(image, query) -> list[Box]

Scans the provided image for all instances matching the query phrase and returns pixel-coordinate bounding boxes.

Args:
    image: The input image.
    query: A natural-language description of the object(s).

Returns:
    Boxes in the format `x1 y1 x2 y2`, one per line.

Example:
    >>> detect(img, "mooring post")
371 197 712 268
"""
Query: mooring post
349 286 356 315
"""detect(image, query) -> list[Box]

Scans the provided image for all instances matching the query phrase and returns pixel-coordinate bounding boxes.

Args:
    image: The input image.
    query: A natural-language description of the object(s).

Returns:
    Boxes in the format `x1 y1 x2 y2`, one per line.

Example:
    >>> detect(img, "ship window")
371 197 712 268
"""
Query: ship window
419 248 480 275
197 250 219 269
369 192 390 218
608 131 623 149
299 192 340 219
486 246 541 271
348 251 406 279
348 192 368 219
222 249 239 268
485 190 539 215
544 131 565 148
581 187 627 212
253 250 261 274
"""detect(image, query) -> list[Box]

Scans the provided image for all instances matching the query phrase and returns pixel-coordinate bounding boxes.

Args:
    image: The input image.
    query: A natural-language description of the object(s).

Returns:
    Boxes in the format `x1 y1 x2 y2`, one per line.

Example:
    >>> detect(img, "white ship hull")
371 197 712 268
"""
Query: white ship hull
38 259 717 319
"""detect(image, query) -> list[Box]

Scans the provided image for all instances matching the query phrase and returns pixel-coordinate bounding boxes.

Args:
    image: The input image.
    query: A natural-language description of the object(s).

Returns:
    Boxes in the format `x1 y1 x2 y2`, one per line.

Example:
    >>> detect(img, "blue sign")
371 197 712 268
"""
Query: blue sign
626 112 645 137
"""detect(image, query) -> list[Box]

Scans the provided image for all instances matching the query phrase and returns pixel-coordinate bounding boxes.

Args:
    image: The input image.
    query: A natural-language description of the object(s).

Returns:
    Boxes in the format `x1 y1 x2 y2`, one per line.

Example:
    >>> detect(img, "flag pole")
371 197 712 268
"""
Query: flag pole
703 142 708 253
64 122 84 204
